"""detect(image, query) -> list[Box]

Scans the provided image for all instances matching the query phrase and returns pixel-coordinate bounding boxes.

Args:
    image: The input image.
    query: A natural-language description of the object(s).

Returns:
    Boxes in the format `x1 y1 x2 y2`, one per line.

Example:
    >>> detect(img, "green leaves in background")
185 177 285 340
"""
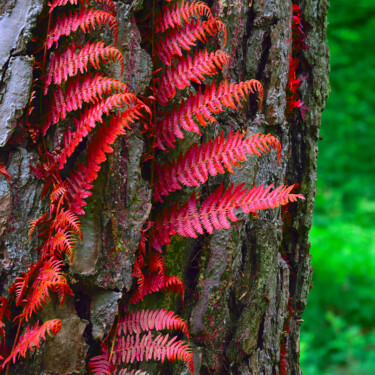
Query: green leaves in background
301 1 375 374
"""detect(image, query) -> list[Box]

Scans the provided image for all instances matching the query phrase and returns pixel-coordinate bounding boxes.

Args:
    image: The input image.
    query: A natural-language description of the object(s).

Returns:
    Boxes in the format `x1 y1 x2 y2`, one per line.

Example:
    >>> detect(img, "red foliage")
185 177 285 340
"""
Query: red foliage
154 130 281 201
155 79 263 150
0 162 10 182
285 3 310 119
1 320 61 369
152 183 304 251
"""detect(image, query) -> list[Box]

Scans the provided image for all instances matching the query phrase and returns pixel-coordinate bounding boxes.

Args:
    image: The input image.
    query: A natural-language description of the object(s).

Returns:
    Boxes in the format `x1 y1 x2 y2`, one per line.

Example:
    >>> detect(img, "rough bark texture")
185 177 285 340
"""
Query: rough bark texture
0 0 329 374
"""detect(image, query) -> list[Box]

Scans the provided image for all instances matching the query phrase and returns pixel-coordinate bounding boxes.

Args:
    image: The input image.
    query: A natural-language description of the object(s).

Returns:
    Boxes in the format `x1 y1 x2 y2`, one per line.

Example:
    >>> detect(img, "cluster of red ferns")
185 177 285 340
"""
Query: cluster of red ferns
285 2 310 120
0 0 305 374
90 0 304 374
0 0 146 373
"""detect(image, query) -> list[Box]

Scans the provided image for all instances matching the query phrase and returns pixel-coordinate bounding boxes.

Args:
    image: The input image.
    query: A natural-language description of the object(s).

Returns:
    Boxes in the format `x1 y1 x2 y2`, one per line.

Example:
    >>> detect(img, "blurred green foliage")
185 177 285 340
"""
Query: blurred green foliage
300 0 375 374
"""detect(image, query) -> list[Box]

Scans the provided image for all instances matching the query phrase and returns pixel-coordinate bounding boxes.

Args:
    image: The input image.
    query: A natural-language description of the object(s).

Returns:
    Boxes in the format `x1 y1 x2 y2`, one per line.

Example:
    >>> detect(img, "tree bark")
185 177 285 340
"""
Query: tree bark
0 0 329 374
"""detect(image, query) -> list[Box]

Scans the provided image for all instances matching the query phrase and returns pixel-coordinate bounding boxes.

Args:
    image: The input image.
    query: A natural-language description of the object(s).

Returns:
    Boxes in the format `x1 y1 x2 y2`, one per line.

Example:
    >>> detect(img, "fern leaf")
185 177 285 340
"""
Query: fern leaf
155 17 226 66
89 350 150 375
89 351 116 375
55 209 83 241
117 309 189 340
154 131 281 201
45 41 124 93
65 105 144 214
49 0 115 16
49 0 83 11
152 183 305 251
156 49 229 104
1 320 61 368
44 74 129 134
47 8 118 50
129 273 184 305
0 162 10 182
12 261 41 307
56 93 141 170
155 0 212 33
18 258 72 321
28 214 48 241
50 228 77 263
0 297 10 342
155 79 263 150
49 183 67 203
112 331 194 374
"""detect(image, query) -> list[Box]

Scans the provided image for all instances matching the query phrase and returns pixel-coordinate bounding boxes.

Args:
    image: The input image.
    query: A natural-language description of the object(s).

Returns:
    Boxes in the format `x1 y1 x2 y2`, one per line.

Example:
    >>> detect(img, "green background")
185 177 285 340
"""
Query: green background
300 0 375 374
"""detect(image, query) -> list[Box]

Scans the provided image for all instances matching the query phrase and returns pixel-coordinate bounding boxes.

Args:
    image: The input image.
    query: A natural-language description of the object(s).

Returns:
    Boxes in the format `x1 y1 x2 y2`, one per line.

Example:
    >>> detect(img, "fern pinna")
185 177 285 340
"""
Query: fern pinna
0 0 147 372
91 0 304 374
285 2 310 119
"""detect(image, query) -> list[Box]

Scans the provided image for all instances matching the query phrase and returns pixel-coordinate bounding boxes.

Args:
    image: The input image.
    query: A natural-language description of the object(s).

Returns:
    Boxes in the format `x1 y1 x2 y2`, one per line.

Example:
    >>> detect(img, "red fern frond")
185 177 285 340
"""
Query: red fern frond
88 351 116 375
49 183 67 203
55 93 141 170
28 214 48 241
49 0 83 12
111 331 194 374
117 309 189 340
44 74 129 134
65 105 144 214
1 320 61 369
129 273 184 305
47 8 118 49
0 297 10 342
155 49 230 104
49 228 77 263
155 79 263 150
45 41 124 93
49 0 115 15
55 209 83 241
155 17 226 66
148 251 166 274
152 183 305 251
154 131 281 201
155 0 212 33
12 261 41 307
0 162 10 182
128 249 184 305
18 258 72 321
89 349 151 375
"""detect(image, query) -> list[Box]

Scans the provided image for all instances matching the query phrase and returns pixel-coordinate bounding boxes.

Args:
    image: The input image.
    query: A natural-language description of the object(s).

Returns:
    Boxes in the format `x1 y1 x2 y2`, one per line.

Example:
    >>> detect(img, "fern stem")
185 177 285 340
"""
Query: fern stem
5 320 22 375
42 12 52 78
108 315 120 363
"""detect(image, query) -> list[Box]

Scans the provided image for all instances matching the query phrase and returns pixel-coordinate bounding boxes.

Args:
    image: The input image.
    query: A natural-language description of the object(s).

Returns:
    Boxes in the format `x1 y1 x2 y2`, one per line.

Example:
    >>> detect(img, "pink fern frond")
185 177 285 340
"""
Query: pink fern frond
154 131 281 201
1 320 61 369
64 104 144 215
152 183 304 251
155 0 212 33
111 331 194 374
44 74 129 134
49 0 115 15
155 17 226 66
155 49 230 104
55 93 141 171
17 258 72 321
155 79 263 150
44 41 124 93
47 8 118 50
117 309 189 340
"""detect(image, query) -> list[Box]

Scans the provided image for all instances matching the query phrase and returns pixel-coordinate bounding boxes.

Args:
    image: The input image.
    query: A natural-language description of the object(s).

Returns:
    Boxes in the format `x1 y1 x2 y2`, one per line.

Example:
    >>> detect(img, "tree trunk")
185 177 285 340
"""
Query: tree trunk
0 0 329 374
